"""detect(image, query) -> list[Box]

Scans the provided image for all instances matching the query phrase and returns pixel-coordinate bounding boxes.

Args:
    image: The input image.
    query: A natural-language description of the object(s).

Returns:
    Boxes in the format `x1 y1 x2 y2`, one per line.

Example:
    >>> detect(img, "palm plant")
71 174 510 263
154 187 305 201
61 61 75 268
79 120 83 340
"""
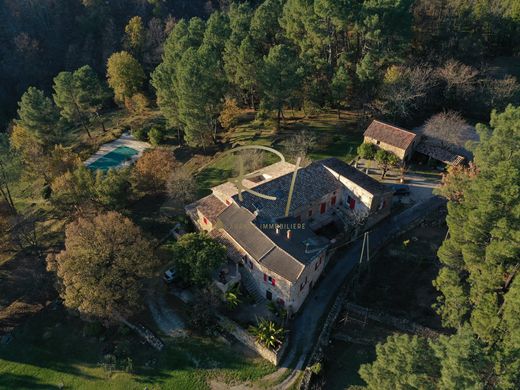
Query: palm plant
225 290 241 309
249 318 286 350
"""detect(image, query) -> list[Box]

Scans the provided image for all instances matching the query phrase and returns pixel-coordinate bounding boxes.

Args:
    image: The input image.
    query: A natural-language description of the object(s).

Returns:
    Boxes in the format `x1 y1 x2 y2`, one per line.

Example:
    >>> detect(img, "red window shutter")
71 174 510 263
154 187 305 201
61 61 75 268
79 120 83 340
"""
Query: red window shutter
263 273 267 282
272 278 276 286
320 203 326 214
331 196 336 206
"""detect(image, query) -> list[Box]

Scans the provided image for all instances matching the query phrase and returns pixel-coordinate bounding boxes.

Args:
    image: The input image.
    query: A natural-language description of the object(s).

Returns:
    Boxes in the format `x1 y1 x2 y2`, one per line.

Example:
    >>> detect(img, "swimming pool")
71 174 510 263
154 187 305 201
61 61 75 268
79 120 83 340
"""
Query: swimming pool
88 146 139 171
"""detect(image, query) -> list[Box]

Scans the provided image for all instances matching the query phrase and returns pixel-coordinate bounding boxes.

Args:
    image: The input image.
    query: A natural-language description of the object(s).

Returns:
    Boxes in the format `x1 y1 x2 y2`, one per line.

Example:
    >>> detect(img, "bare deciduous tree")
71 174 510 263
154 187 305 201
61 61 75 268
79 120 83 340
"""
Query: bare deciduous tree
283 130 316 166
167 166 198 206
422 111 474 151
484 76 520 110
234 149 266 175
376 65 439 121
438 60 479 99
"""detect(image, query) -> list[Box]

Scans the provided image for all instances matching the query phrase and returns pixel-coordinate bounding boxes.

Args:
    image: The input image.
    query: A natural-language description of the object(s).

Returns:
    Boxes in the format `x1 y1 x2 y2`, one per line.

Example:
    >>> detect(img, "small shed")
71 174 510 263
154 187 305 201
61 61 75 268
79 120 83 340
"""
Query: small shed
363 120 418 161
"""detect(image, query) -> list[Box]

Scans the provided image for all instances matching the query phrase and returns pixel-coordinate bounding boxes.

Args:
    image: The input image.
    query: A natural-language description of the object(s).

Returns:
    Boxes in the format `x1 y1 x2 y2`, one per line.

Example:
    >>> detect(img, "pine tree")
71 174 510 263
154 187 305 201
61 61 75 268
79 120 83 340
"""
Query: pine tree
17 87 60 148
151 18 206 133
176 46 226 147
53 65 108 138
260 44 302 130
434 105 520 343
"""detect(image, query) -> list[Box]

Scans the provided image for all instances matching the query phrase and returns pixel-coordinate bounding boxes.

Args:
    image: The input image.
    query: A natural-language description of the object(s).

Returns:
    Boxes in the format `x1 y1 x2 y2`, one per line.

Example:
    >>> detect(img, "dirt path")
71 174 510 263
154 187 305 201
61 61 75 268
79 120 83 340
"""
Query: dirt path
147 289 187 337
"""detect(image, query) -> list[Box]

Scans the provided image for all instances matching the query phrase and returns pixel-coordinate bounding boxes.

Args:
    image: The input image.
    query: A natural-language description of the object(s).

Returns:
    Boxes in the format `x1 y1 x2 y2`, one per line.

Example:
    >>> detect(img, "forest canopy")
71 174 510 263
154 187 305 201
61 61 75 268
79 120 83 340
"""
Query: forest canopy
1 0 519 132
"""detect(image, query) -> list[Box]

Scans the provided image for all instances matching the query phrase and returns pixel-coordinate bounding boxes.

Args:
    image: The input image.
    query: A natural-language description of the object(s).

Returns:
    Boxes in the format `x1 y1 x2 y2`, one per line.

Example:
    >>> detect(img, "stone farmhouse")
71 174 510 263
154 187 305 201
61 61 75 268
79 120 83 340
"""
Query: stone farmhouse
364 119 467 166
186 157 393 314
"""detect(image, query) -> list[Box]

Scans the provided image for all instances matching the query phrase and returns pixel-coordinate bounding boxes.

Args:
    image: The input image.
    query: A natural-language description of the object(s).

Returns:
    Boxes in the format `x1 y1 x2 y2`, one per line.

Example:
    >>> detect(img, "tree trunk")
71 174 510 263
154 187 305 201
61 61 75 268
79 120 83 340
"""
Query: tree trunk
0 160 16 212
250 87 255 110
82 120 92 139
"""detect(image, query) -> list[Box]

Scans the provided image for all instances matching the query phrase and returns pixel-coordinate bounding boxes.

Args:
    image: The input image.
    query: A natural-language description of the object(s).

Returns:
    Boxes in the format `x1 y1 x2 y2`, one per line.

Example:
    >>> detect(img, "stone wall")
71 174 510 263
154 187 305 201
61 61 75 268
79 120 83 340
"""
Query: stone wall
364 136 413 160
218 315 288 366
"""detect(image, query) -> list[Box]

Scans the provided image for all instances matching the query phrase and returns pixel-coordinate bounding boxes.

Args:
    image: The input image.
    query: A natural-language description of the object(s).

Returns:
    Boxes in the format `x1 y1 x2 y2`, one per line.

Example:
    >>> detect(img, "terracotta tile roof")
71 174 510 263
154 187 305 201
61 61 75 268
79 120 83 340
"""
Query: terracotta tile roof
186 194 227 224
364 120 417 150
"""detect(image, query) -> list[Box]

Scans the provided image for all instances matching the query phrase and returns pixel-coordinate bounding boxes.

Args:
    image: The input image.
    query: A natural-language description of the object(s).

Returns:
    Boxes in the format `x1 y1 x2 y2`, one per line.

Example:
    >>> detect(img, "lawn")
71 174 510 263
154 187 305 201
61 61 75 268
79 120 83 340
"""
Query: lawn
195 109 366 195
0 307 275 390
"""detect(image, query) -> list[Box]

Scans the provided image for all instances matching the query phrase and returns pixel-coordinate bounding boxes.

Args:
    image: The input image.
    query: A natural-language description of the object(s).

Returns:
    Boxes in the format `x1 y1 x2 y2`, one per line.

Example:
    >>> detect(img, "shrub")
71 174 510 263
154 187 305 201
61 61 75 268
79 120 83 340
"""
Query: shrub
131 127 148 141
148 127 164 146
249 318 286 350
357 142 377 160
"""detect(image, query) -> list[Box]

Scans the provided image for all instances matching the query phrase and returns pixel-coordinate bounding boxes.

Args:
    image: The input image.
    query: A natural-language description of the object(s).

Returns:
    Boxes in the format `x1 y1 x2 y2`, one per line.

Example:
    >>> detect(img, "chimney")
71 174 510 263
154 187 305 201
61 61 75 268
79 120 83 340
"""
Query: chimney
286 229 292 240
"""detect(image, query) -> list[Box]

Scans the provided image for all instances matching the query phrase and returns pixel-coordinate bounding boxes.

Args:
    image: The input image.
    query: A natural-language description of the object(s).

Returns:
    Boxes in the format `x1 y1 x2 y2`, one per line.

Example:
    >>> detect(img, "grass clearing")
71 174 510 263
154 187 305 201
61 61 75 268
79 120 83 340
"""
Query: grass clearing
195 109 366 195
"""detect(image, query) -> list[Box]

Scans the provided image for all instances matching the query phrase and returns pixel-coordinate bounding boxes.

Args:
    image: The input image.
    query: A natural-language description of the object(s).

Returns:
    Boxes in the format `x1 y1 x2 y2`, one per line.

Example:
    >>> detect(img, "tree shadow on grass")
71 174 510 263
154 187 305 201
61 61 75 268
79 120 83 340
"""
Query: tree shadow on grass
0 308 100 381
0 373 62 389
0 305 274 388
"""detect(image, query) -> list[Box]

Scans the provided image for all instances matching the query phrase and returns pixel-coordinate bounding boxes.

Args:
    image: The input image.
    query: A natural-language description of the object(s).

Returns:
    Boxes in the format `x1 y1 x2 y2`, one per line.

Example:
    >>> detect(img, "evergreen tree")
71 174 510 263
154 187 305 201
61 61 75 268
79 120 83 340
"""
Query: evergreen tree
16 87 61 148
53 65 109 138
176 46 227 147
235 35 262 109
434 105 520 343
331 64 351 118
151 18 206 133
359 334 439 390
223 1 254 100
259 44 302 130
250 0 284 52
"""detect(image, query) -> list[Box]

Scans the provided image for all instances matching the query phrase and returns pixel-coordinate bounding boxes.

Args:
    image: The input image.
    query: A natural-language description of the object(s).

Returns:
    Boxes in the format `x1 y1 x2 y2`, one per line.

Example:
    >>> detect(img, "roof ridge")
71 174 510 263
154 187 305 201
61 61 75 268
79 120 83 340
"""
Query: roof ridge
372 119 417 136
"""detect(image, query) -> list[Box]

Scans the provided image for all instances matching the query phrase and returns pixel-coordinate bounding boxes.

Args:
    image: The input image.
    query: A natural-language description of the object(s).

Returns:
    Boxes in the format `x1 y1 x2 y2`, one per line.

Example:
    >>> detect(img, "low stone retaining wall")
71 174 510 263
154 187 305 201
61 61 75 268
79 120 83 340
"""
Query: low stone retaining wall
343 302 440 339
218 315 287 366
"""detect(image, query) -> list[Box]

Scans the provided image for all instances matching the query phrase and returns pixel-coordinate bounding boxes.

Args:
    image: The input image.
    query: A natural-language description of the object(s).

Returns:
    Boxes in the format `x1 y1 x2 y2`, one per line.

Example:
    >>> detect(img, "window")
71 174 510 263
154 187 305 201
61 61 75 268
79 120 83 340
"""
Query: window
331 196 336 206
320 202 326 214
267 275 276 286
347 195 355 210
376 140 380 145
308 209 313 217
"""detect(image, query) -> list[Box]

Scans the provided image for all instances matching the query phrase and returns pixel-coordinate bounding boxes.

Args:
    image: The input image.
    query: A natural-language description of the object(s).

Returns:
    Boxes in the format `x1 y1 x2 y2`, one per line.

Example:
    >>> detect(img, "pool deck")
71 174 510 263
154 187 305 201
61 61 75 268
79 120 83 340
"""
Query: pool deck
84 132 151 168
